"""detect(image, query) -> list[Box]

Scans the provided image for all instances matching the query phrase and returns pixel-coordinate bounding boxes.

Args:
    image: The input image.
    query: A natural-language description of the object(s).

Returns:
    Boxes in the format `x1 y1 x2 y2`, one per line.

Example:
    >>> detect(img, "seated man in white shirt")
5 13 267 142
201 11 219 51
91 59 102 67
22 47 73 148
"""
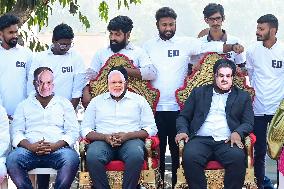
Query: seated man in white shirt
6 67 80 189
175 59 254 189
0 105 9 184
81 66 158 189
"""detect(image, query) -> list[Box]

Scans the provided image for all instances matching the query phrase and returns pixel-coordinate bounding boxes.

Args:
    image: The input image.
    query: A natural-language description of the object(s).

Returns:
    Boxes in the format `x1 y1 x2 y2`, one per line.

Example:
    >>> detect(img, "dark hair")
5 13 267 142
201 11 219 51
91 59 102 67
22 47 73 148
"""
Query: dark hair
34 67 53 81
52 23 74 41
203 3 224 19
0 14 20 31
108 66 128 81
257 14 278 32
107 16 133 33
155 7 177 22
213 59 236 76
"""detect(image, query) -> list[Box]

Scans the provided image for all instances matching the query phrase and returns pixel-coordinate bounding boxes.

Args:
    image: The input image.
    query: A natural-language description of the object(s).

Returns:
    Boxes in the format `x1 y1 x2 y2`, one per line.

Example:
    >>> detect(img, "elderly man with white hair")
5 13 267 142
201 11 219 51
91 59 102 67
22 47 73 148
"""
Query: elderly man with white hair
80 66 157 189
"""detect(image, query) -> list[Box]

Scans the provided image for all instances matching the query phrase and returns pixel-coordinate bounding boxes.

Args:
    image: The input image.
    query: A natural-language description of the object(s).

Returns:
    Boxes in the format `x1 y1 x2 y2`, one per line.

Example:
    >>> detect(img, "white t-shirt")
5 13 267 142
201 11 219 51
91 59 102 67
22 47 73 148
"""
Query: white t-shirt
0 45 33 116
143 36 223 111
246 41 284 115
90 43 156 80
28 48 86 100
190 33 246 65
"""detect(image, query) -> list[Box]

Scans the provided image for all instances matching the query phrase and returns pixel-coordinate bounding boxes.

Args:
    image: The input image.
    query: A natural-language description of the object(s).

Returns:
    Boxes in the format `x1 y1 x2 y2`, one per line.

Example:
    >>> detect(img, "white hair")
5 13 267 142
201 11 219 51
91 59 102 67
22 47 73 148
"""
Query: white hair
108 70 125 82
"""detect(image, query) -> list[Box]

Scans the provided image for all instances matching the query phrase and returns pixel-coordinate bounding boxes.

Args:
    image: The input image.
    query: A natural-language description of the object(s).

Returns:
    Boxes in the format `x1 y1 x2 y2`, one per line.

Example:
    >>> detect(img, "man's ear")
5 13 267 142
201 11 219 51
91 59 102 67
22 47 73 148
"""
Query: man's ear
222 15 225 22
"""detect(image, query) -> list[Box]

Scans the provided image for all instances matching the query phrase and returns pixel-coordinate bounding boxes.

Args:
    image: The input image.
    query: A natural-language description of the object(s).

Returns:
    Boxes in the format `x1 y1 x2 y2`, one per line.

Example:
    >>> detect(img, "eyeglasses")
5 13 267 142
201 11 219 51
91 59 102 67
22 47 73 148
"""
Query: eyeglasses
206 16 223 22
55 42 74 49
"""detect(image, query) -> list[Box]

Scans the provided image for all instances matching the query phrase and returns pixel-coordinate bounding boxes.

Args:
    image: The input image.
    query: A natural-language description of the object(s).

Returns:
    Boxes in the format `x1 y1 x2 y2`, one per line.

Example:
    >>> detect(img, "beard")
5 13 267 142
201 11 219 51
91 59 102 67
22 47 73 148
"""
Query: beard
110 39 127 53
6 37 18 48
257 30 270 41
159 30 175 40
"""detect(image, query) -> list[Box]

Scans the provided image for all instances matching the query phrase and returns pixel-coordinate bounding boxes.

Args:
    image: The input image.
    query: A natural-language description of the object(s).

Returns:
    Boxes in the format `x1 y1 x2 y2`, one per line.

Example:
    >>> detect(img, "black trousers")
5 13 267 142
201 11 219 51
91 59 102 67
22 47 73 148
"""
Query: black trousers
183 136 246 189
155 111 179 188
254 115 273 189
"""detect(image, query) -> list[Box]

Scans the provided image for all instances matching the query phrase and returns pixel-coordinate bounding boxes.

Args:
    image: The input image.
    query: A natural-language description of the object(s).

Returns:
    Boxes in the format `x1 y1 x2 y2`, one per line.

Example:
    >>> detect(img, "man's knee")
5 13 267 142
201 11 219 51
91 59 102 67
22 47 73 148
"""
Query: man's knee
86 143 111 165
183 147 207 167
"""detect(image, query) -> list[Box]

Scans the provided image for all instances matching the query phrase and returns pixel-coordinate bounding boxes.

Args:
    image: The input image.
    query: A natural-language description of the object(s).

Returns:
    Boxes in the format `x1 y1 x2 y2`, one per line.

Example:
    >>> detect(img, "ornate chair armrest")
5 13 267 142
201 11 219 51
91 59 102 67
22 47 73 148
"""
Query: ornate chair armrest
147 135 160 149
145 136 160 170
245 133 256 168
79 138 90 172
178 140 185 168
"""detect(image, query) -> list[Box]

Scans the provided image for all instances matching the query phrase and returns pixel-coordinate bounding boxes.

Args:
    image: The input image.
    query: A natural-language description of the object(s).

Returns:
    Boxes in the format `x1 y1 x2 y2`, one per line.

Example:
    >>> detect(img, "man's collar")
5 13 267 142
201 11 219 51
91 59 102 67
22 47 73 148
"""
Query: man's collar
156 35 177 43
207 29 227 43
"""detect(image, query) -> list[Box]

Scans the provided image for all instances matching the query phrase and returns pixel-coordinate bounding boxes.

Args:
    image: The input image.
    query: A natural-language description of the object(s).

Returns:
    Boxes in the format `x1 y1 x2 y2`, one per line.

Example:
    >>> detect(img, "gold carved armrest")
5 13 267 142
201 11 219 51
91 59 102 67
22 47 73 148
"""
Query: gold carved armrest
89 53 159 112
79 138 89 172
244 134 257 188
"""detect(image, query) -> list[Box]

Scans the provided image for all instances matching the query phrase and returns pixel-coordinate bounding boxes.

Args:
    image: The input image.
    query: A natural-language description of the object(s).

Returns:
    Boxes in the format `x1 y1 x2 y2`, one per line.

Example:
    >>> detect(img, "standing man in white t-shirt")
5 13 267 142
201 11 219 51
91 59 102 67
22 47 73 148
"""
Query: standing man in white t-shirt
82 15 157 107
0 14 33 119
27 23 85 188
28 23 86 109
246 14 284 189
143 7 244 188
190 3 246 72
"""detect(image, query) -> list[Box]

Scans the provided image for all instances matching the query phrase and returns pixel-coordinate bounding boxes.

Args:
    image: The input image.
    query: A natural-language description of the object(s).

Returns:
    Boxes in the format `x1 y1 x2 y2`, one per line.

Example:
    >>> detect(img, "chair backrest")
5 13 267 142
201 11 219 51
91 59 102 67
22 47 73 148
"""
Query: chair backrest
89 53 159 113
175 52 255 109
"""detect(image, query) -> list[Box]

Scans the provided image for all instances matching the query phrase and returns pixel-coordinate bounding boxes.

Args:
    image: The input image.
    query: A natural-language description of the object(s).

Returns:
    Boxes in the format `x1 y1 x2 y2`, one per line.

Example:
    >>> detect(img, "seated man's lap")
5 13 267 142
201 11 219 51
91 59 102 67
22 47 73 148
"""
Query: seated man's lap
87 139 145 164
7 147 79 171
183 136 245 167
214 141 246 167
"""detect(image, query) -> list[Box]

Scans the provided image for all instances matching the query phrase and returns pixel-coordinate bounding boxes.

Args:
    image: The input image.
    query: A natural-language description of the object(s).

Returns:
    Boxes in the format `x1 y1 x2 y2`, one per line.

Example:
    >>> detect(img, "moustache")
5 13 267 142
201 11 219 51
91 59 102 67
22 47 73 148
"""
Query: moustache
110 40 119 44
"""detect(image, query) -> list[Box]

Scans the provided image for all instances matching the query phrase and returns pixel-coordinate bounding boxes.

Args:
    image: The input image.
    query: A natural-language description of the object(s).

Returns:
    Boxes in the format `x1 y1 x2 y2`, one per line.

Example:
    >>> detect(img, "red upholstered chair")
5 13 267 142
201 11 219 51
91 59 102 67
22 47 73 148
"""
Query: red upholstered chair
174 53 257 189
79 54 162 189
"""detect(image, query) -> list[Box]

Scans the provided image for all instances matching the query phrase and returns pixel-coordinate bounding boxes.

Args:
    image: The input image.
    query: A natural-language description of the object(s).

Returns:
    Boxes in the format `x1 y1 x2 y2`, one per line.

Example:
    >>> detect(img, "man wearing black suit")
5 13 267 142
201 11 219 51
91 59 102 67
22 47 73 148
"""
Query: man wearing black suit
175 58 254 189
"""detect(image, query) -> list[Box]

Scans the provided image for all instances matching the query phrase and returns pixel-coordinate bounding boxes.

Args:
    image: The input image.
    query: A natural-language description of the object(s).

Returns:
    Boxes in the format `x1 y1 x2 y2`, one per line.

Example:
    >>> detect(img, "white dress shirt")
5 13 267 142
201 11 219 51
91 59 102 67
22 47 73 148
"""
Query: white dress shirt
28 48 86 100
197 89 231 141
12 94 79 148
81 91 157 137
0 45 33 116
0 105 10 164
90 43 157 80
246 41 284 115
143 36 224 111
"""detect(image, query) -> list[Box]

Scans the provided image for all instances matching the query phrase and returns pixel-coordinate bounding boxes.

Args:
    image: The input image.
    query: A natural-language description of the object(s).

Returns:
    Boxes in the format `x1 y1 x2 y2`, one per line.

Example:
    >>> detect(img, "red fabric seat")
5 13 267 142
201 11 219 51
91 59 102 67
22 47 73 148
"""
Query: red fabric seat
105 159 159 171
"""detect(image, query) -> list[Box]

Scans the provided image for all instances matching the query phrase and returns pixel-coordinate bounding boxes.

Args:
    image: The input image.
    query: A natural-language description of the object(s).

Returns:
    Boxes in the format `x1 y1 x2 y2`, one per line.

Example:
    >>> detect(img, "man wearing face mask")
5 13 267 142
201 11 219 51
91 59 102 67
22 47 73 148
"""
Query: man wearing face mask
82 15 157 107
143 7 245 187
0 14 33 120
175 59 254 189
81 66 157 189
6 67 80 189
28 23 86 109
